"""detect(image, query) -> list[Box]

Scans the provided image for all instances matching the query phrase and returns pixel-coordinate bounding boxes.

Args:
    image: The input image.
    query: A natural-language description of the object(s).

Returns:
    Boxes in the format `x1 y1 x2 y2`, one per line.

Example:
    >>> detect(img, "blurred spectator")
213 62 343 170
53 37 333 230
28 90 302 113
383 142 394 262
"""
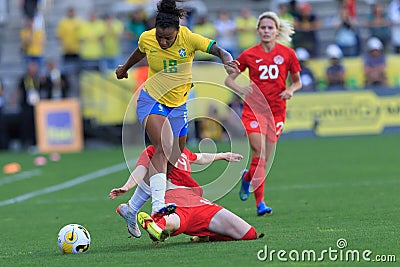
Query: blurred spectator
366 3 391 52
79 12 105 71
0 77 8 150
19 0 38 20
334 5 361 57
226 94 244 137
214 10 237 58
363 37 387 88
17 61 41 148
41 59 69 99
198 105 227 141
288 0 299 17
125 8 147 53
295 47 316 92
102 14 124 71
388 0 400 53
56 7 83 75
20 18 46 73
325 44 346 90
178 0 208 29
235 7 258 54
193 16 217 61
340 0 357 21
293 2 320 57
277 2 295 47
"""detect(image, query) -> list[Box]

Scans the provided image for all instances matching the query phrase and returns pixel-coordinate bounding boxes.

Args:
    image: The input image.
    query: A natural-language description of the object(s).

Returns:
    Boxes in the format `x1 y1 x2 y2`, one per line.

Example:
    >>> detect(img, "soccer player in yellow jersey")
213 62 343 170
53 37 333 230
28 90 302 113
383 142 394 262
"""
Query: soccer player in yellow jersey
116 0 238 219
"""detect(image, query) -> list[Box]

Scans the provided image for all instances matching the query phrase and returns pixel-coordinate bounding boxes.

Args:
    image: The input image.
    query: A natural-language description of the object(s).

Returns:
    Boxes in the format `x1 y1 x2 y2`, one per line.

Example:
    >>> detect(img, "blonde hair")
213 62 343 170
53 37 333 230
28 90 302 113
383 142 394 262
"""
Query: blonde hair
257 11 294 44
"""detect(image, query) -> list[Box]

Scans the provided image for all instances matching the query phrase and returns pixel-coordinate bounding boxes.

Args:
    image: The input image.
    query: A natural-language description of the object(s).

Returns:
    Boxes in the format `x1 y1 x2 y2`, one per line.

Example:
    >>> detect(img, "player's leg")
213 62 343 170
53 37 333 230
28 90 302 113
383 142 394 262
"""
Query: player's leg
244 132 268 209
155 213 181 233
166 104 188 174
136 90 174 215
208 208 257 240
116 181 151 238
253 117 283 215
144 113 174 214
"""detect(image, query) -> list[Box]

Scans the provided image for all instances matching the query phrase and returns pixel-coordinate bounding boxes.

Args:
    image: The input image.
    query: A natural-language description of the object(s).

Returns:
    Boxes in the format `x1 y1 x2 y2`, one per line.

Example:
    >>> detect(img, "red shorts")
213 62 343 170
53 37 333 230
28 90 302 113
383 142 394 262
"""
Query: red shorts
242 110 286 142
165 188 223 237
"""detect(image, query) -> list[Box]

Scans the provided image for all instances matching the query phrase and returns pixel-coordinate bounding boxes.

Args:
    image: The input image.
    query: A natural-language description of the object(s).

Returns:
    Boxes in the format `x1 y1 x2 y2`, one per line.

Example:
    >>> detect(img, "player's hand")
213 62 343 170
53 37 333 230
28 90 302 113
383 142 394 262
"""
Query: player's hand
221 152 243 162
115 65 128 79
279 89 294 100
109 186 128 200
224 60 240 75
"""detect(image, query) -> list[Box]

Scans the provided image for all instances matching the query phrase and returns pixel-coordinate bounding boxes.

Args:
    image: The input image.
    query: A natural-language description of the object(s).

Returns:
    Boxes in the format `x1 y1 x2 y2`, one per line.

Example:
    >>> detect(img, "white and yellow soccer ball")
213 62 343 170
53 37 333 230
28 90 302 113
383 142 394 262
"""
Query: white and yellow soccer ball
57 224 91 254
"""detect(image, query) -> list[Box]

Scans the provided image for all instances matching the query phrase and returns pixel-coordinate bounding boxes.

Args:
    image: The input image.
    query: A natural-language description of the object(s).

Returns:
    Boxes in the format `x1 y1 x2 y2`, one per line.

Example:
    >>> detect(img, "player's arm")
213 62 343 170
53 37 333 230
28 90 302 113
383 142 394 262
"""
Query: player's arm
279 72 302 100
208 43 239 74
109 165 148 199
115 48 146 79
225 70 253 95
193 152 243 165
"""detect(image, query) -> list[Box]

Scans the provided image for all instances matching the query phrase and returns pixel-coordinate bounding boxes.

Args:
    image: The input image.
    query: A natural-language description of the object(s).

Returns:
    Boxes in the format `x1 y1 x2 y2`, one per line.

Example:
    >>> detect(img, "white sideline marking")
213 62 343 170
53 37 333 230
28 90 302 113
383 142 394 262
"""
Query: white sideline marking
0 169 42 186
0 162 127 207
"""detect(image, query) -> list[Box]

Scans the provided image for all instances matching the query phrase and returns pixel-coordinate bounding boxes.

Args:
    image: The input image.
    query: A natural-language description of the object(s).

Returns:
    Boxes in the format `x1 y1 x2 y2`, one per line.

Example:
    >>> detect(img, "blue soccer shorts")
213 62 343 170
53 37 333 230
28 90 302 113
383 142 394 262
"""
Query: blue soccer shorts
136 90 188 137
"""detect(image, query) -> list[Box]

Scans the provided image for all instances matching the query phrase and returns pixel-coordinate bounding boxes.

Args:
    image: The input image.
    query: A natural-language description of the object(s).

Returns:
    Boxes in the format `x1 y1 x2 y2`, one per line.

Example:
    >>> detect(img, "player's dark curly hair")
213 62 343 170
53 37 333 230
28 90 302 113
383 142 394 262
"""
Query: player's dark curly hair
156 0 186 30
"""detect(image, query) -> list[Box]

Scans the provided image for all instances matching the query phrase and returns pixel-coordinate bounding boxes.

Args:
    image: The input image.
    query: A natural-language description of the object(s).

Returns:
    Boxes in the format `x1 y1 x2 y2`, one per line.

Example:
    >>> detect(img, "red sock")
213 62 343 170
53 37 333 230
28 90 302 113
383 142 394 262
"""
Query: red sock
248 157 266 206
244 157 264 182
240 226 257 240
253 178 265 206
154 216 166 229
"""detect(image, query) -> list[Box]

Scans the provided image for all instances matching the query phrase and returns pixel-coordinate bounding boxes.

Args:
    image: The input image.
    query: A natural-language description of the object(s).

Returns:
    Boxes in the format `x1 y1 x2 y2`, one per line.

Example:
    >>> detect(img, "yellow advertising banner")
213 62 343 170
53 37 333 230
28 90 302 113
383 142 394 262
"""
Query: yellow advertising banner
35 98 83 153
285 90 400 136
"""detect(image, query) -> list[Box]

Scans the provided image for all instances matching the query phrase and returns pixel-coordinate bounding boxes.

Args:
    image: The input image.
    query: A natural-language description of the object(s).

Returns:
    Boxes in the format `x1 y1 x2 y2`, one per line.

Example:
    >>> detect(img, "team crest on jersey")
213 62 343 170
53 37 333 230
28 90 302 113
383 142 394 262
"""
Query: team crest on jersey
273 55 284 65
250 121 259 129
178 48 187 57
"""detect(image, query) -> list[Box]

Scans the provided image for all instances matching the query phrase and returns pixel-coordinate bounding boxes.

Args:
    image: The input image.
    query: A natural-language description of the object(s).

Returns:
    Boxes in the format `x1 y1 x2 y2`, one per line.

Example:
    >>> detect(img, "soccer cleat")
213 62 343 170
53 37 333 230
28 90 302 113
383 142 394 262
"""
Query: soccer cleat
116 204 141 238
239 169 251 201
152 203 177 220
137 211 170 242
257 201 273 216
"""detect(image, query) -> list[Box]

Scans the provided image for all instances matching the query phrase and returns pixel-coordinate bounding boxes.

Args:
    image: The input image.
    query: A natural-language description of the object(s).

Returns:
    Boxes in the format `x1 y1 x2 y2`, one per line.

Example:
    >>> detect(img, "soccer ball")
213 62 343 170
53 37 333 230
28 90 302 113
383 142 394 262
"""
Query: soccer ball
57 224 91 254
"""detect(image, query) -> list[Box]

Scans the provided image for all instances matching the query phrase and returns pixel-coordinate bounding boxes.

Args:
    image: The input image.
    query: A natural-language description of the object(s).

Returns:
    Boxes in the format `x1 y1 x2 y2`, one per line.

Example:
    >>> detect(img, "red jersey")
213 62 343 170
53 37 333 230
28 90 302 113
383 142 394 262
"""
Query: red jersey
237 43 301 116
136 146 203 195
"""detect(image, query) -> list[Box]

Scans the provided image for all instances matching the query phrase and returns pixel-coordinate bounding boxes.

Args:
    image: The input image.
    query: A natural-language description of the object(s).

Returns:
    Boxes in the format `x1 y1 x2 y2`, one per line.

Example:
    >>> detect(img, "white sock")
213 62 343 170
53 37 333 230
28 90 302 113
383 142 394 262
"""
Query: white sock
149 173 167 213
128 183 150 215
138 181 151 195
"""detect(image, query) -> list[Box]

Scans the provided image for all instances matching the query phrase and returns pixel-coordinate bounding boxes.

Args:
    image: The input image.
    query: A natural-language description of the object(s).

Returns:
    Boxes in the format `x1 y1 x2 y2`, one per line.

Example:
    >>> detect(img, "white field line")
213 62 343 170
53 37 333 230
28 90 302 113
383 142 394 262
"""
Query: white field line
0 162 127 207
0 169 42 186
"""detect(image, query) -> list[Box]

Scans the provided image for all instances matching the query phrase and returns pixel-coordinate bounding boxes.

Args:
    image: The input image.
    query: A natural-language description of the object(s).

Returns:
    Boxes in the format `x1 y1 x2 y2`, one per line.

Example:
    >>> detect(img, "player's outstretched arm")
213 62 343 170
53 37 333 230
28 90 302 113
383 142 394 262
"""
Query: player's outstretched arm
193 152 243 165
115 48 146 79
109 165 148 199
208 43 239 74
225 71 253 95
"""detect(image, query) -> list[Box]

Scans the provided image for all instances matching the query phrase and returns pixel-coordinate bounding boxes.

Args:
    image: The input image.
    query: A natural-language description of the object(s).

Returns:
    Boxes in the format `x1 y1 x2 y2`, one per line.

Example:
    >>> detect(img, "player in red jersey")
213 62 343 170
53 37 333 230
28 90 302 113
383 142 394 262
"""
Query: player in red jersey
110 146 259 242
225 11 302 216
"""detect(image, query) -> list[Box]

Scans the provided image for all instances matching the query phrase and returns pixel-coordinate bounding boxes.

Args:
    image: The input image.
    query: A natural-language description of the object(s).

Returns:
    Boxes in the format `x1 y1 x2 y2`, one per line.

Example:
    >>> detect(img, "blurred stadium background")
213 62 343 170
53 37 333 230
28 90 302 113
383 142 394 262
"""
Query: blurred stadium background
0 0 399 151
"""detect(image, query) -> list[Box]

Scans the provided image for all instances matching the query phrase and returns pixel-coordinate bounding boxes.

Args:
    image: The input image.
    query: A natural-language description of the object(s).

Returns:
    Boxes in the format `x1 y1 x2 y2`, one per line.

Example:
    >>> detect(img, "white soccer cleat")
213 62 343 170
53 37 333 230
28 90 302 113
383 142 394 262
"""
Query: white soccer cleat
116 203 141 238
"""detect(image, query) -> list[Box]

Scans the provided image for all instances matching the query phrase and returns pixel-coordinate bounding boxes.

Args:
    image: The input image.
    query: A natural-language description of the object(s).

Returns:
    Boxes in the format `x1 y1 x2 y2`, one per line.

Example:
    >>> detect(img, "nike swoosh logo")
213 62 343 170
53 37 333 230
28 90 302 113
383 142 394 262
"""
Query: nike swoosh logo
68 229 75 241
256 59 263 63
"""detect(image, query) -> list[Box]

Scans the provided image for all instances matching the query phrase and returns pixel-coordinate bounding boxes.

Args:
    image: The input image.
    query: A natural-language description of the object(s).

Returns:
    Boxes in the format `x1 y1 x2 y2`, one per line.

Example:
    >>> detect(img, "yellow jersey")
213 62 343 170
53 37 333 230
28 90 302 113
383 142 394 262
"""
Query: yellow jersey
138 26 215 107
56 17 83 54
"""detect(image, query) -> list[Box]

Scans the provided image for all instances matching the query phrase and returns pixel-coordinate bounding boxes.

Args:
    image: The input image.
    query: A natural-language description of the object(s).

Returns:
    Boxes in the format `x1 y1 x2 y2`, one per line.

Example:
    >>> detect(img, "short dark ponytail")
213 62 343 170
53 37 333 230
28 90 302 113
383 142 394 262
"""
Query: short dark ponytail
156 0 186 30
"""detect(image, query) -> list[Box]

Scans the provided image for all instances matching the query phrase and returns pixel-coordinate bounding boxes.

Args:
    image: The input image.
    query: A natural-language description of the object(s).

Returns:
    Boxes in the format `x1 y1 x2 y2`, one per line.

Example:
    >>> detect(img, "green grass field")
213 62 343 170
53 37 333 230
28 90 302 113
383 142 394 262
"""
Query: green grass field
0 134 399 267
